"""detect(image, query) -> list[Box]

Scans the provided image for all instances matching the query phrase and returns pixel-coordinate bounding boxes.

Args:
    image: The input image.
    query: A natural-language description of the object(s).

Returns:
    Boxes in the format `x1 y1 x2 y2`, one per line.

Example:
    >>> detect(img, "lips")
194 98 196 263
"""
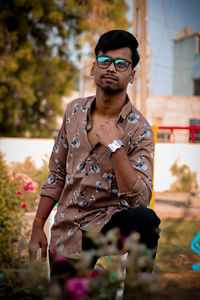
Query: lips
101 74 118 81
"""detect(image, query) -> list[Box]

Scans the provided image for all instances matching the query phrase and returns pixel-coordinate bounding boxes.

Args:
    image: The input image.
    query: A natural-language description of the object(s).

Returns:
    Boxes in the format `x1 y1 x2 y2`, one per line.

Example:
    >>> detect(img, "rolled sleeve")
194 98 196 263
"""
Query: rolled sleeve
40 111 69 202
117 175 152 207
118 126 154 207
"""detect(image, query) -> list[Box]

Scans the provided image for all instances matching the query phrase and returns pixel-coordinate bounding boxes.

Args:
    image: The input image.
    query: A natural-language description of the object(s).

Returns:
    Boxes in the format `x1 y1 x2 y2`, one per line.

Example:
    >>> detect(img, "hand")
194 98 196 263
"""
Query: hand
96 119 124 147
29 225 48 262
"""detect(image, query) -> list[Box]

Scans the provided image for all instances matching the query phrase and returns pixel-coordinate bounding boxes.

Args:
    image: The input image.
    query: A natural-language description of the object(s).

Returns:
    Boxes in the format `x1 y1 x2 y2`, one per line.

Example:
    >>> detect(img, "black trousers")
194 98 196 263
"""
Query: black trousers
50 207 161 276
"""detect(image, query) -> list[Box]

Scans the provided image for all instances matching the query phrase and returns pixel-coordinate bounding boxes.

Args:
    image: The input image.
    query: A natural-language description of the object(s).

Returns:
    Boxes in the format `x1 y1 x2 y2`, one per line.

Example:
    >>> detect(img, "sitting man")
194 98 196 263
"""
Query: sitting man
29 30 160 291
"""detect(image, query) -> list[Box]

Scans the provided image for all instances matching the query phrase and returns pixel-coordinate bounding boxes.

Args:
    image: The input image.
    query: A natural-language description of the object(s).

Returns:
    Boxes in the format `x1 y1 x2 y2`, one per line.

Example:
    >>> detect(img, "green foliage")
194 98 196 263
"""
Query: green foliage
0 230 155 300
10 156 49 191
10 156 49 211
81 0 129 49
0 215 199 299
156 218 200 273
170 162 198 193
0 153 24 267
0 0 129 137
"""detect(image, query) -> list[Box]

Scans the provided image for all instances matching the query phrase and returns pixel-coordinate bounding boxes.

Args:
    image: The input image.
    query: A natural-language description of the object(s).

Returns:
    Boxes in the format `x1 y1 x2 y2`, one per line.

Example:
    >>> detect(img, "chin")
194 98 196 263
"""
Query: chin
97 83 121 93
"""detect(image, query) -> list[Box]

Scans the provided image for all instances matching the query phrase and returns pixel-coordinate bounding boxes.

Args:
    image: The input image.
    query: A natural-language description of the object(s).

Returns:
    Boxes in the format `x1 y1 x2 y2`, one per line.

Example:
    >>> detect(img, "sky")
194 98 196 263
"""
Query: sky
126 0 200 95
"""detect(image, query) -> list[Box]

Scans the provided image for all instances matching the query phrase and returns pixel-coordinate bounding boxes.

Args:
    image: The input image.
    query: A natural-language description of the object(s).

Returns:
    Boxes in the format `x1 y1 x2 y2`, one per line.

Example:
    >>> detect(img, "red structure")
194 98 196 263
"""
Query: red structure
158 126 200 143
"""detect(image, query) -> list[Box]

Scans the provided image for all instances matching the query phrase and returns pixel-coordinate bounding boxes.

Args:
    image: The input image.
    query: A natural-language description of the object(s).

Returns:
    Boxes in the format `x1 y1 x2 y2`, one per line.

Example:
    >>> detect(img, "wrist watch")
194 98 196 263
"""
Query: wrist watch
106 140 124 159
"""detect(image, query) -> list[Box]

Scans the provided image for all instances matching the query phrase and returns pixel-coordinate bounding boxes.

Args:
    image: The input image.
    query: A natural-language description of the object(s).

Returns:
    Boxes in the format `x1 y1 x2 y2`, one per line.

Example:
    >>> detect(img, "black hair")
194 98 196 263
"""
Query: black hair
94 30 140 69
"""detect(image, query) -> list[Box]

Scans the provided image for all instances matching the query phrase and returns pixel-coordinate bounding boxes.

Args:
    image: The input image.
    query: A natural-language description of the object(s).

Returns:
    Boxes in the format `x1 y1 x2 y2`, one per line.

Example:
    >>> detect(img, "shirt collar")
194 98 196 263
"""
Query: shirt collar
118 94 133 122
85 94 133 121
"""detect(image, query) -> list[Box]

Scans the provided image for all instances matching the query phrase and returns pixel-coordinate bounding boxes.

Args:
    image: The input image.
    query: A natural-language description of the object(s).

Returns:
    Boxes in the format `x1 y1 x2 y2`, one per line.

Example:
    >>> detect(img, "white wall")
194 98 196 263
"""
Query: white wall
0 138 54 168
1 138 199 192
154 143 200 191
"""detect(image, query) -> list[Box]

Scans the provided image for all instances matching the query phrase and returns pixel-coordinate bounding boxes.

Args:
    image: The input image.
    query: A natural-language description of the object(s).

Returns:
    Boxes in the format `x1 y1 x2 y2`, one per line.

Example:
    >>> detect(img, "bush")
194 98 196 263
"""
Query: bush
0 153 24 268
10 156 49 212
0 229 156 300
170 162 198 193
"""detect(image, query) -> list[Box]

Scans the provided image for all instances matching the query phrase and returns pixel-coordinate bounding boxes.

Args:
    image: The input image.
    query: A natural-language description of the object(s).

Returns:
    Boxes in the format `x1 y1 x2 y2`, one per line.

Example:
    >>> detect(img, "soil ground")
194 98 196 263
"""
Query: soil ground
152 192 200 300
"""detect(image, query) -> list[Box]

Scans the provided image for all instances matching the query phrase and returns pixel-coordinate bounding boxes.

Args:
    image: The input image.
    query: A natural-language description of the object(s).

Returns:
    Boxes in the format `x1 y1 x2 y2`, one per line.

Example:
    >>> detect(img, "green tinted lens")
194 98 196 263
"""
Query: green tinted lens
97 56 111 68
115 59 129 71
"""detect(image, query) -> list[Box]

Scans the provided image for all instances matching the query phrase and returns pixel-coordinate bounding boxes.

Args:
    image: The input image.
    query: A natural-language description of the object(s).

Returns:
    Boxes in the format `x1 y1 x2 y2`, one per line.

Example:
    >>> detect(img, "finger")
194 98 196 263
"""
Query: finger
29 242 40 261
41 242 48 262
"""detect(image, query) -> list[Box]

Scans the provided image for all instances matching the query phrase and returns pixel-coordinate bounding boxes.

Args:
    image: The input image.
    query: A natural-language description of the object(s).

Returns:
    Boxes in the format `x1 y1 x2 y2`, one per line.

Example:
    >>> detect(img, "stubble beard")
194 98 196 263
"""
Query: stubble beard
96 81 123 94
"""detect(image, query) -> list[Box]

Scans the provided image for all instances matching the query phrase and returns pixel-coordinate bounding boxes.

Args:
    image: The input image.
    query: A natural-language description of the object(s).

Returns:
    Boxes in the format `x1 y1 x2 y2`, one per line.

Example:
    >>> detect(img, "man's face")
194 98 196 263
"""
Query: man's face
90 47 135 93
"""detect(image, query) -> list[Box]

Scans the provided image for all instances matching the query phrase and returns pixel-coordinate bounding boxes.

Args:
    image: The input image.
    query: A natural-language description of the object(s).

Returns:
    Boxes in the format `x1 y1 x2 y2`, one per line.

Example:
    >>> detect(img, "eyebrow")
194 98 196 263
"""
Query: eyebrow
98 55 131 62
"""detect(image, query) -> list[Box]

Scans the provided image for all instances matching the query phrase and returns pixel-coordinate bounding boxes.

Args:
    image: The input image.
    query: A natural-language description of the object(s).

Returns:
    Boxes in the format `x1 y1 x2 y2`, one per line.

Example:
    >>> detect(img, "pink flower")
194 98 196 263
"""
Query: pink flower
21 202 26 209
65 277 90 300
17 190 23 196
35 199 39 205
119 236 126 245
55 254 67 264
24 182 34 191
89 270 99 278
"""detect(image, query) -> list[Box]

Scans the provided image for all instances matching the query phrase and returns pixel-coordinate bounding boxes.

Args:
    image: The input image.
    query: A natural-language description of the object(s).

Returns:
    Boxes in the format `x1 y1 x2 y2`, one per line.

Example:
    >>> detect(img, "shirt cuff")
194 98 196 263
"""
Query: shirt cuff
40 185 63 202
117 175 151 207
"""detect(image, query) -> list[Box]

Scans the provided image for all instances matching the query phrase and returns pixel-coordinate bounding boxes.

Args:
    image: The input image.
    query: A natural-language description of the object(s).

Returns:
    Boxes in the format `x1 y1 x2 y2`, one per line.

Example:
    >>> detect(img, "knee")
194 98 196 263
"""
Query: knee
128 207 161 228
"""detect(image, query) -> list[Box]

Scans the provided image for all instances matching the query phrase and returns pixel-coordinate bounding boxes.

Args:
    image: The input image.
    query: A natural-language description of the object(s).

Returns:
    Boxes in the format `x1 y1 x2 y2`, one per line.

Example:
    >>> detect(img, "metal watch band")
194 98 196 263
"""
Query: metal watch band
106 140 124 159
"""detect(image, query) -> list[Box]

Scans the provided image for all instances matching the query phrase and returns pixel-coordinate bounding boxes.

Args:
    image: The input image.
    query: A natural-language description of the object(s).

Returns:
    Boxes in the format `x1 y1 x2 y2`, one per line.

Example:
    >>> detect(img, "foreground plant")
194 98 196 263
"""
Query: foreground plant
0 228 156 300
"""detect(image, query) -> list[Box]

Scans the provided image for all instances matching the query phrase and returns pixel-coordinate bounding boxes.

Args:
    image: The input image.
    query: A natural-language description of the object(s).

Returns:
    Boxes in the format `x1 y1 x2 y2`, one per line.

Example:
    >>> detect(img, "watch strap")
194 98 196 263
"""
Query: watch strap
106 140 124 159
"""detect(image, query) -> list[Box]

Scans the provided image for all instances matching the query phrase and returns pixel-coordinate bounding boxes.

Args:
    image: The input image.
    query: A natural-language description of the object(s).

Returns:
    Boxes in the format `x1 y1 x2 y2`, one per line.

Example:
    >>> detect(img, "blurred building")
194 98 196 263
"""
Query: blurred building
172 25 200 96
146 94 200 143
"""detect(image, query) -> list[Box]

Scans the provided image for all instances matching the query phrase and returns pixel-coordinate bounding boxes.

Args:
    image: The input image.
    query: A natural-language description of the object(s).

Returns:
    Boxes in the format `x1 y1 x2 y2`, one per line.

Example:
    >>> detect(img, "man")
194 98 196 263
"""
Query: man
29 30 160 276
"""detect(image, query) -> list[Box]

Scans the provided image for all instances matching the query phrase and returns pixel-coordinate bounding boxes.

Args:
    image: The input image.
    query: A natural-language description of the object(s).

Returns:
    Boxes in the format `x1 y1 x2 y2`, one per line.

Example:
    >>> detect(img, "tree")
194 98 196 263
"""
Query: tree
0 0 129 137
170 162 198 193
81 0 129 49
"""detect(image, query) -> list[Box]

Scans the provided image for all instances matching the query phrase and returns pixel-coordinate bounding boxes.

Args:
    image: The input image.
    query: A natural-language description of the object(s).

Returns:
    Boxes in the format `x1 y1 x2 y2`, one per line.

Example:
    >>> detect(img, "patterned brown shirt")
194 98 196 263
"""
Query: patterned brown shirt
41 95 154 259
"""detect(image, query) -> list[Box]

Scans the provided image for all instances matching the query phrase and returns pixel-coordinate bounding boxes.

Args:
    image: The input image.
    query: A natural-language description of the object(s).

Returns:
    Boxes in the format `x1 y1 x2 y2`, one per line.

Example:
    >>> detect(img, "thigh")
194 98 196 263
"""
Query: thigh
101 207 161 249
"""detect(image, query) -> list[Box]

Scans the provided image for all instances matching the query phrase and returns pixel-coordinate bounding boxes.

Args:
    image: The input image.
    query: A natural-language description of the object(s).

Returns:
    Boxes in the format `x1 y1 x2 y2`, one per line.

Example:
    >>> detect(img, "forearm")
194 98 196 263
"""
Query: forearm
111 147 151 207
111 147 138 193
33 196 56 228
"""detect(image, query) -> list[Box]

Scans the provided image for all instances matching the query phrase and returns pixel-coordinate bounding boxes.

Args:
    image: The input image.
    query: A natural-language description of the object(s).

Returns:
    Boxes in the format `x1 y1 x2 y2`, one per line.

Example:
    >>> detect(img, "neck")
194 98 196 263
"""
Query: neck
94 88 127 118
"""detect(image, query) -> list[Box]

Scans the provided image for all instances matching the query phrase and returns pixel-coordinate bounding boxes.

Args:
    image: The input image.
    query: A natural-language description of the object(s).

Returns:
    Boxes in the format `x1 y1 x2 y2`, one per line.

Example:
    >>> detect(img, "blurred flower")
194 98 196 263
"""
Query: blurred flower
35 199 39 205
15 173 38 190
138 272 152 281
54 254 67 264
89 270 99 278
17 190 23 196
21 202 26 209
8 173 14 180
24 182 34 191
66 277 90 300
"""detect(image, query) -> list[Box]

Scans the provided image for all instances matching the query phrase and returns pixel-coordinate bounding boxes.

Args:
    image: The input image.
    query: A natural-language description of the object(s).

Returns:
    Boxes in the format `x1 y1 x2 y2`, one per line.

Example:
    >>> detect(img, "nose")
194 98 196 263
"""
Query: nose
107 61 116 72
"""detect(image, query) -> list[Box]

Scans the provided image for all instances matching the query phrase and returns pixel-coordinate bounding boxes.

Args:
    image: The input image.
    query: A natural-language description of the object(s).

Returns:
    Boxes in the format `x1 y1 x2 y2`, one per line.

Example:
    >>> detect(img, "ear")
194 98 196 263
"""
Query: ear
129 69 135 84
90 62 95 76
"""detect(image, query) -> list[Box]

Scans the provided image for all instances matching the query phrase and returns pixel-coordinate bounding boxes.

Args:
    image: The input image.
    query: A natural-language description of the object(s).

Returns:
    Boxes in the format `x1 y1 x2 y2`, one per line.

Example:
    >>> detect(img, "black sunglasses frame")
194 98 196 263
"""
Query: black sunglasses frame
96 55 132 72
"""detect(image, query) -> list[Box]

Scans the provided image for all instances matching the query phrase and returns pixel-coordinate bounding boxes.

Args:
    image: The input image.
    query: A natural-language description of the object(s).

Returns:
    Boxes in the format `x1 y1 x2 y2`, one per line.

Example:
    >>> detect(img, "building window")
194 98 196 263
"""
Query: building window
157 131 170 143
193 79 200 95
190 119 200 143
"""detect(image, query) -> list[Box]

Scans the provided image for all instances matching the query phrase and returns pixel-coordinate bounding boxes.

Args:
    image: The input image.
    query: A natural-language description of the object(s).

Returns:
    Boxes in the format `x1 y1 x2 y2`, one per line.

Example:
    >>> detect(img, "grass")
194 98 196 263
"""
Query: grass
155 218 200 273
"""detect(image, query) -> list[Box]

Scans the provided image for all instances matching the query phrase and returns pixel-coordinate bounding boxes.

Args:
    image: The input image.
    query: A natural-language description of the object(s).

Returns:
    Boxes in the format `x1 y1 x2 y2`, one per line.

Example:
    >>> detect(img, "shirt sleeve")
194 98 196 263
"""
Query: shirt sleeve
40 110 68 202
118 126 154 207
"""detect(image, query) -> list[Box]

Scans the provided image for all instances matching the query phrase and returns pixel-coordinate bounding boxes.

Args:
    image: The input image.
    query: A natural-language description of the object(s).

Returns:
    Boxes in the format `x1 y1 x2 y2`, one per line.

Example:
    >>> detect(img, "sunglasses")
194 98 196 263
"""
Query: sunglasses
96 55 131 72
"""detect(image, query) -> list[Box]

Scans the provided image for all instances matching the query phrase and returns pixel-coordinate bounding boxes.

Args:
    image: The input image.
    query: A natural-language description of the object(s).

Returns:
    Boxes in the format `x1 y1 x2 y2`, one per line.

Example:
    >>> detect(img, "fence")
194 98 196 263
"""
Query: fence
157 125 200 143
